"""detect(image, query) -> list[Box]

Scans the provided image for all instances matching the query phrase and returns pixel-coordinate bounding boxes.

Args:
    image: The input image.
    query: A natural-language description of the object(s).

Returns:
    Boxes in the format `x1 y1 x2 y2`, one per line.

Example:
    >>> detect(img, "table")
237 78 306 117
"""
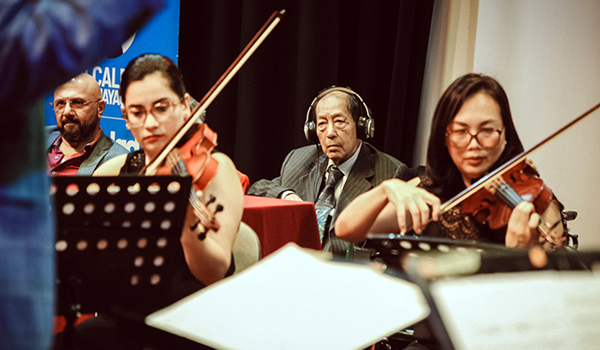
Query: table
242 195 321 257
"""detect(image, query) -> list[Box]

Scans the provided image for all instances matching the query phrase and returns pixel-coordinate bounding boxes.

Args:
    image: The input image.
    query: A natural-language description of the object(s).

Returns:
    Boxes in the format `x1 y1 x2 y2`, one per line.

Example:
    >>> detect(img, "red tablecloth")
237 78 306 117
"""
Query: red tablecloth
242 195 321 257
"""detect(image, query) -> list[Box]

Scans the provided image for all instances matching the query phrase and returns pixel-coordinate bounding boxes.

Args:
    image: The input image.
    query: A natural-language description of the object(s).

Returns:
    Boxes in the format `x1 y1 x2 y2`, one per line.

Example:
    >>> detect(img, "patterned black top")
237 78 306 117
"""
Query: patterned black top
419 174 505 245
119 149 146 175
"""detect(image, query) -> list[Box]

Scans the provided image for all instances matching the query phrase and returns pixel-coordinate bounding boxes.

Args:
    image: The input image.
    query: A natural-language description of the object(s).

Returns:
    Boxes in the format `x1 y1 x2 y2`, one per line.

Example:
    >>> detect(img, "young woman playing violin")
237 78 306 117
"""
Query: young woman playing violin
335 73 566 250
94 53 244 286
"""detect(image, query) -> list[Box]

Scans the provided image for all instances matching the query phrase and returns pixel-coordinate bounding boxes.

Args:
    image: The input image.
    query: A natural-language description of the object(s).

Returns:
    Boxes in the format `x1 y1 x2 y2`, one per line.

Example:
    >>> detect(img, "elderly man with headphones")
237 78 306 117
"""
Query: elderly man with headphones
248 86 410 258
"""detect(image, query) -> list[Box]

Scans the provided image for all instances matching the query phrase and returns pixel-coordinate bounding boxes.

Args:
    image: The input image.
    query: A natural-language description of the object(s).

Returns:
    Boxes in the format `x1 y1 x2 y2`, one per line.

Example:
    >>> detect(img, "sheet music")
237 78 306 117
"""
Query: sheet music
146 243 429 350
431 270 600 350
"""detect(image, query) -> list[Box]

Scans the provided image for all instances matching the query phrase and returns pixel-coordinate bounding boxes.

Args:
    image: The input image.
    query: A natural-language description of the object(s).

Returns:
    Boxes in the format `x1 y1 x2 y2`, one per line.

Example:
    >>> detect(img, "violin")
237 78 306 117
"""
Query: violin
157 123 222 239
142 10 285 240
436 101 600 248
368 101 600 248
461 159 560 247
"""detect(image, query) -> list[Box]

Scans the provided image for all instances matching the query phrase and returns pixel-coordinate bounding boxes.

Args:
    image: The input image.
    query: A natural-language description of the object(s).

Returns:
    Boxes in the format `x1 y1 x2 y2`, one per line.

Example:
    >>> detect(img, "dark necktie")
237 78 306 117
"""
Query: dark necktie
315 166 343 241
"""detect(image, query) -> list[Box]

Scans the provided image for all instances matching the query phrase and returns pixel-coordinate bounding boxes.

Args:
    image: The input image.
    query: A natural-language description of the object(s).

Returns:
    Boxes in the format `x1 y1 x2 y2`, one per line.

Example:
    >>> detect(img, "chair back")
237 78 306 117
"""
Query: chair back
233 222 261 273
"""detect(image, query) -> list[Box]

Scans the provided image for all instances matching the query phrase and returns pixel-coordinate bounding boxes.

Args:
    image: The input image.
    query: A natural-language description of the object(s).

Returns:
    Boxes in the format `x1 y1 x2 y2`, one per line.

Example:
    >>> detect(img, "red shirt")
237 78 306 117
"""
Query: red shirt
47 129 102 176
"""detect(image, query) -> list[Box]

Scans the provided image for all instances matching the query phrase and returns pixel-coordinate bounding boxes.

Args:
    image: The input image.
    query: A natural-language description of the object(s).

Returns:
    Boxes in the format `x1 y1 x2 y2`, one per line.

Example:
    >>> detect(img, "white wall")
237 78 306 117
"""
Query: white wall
419 0 600 249
416 0 480 165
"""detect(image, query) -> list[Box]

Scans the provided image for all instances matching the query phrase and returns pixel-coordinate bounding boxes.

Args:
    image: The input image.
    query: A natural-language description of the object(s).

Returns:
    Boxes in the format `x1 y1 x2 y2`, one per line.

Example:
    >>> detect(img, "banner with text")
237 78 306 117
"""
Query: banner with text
45 0 180 152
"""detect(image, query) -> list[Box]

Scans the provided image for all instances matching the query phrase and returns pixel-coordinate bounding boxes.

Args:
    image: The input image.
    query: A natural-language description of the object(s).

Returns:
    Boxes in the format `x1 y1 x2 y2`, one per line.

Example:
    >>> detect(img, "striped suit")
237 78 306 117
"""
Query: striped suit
248 142 409 256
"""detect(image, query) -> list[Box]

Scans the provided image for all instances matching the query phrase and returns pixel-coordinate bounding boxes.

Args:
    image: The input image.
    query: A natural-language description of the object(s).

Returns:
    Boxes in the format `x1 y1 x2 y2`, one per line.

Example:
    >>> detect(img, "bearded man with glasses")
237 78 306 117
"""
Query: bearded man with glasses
46 73 128 176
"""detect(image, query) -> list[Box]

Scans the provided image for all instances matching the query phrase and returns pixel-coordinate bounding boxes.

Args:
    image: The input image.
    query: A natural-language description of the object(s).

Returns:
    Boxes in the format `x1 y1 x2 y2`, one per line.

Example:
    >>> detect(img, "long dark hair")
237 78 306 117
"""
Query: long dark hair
119 53 187 104
424 73 524 200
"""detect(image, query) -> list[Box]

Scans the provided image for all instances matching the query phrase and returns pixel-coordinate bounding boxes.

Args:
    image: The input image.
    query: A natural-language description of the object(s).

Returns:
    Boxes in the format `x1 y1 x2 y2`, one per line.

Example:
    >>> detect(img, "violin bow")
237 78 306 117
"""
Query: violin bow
367 100 600 241
144 9 286 175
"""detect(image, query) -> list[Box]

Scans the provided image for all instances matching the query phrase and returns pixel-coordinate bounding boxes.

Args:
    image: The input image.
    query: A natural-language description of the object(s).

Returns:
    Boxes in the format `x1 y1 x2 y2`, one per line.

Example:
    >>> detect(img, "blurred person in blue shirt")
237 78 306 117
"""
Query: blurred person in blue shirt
0 1 164 349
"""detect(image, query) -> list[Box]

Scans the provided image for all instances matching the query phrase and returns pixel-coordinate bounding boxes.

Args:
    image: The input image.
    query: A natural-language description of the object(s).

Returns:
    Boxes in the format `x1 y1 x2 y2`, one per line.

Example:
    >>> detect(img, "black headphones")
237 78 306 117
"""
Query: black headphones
303 86 375 144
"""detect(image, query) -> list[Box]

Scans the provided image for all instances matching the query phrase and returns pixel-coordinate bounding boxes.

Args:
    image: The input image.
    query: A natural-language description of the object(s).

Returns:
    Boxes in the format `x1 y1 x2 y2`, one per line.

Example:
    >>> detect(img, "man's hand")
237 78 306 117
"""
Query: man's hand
283 193 303 201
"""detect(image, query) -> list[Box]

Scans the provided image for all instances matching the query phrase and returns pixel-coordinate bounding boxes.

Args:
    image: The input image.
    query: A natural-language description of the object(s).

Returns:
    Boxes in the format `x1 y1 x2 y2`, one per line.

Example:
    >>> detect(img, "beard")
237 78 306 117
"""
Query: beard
59 113 100 146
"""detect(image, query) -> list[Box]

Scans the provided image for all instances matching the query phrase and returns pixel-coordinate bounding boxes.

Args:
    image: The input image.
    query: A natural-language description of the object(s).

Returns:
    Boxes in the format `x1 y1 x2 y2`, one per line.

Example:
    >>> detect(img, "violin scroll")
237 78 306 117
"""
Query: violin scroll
190 194 223 240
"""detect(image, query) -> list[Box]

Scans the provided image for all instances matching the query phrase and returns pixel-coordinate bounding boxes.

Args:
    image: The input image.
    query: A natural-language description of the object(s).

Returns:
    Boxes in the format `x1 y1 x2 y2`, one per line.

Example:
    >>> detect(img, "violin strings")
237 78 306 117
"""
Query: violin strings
167 151 211 227
492 177 522 209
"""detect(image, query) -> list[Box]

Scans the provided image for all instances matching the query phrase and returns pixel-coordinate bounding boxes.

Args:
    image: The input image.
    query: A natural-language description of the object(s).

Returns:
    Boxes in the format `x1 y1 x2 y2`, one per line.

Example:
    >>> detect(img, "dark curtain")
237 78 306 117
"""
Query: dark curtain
179 0 433 184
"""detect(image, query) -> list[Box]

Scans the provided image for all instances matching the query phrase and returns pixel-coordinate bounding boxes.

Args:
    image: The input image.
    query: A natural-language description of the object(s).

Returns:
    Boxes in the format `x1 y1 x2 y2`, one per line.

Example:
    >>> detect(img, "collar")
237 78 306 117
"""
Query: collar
326 140 362 176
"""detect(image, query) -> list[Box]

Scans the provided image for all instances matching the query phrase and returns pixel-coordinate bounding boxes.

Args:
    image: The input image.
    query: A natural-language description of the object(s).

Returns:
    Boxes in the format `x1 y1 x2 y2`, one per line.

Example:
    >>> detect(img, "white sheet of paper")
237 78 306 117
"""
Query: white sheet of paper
431 270 600 350
146 243 429 350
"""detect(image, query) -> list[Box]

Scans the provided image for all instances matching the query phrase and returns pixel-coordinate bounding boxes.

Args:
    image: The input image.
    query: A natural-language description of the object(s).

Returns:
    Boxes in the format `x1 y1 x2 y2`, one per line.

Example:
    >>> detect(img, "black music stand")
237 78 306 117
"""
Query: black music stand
52 175 201 348
367 235 600 350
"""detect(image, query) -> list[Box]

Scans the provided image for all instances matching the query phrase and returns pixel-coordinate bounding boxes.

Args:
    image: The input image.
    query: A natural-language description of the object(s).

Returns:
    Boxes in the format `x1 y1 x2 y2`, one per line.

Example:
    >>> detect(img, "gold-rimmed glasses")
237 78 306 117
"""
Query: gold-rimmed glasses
123 98 185 128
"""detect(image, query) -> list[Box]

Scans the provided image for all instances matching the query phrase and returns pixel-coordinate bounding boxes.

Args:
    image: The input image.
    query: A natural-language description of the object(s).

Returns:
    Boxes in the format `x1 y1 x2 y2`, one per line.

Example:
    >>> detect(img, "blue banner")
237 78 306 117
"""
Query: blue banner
45 0 180 152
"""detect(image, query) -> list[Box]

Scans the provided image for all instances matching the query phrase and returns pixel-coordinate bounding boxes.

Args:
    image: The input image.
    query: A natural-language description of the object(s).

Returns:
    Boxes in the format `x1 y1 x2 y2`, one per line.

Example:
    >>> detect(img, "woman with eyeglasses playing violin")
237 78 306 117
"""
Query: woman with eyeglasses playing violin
94 53 244 287
62 53 244 349
335 73 567 251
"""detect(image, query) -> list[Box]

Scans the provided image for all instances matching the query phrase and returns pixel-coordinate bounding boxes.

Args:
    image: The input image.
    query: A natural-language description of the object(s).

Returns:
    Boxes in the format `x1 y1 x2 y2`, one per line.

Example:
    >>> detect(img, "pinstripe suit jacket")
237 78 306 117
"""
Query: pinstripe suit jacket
248 142 409 255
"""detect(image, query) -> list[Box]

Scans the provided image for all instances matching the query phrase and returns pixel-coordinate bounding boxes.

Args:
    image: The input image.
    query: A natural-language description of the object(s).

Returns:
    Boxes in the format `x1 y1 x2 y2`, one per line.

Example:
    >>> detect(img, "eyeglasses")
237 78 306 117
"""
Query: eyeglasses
51 98 101 112
124 98 184 128
446 127 504 149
